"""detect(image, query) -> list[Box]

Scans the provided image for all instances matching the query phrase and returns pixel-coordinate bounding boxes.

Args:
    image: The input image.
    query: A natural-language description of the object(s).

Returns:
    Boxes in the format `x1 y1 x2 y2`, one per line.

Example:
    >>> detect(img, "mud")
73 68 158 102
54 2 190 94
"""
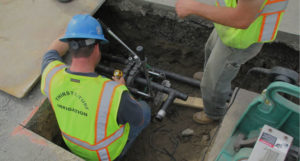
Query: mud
27 1 299 161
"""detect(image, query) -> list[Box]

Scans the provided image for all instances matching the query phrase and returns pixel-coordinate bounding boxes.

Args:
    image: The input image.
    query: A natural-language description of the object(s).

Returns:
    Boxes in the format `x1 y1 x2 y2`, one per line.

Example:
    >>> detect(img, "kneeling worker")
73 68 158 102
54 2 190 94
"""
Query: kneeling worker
41 14 151 161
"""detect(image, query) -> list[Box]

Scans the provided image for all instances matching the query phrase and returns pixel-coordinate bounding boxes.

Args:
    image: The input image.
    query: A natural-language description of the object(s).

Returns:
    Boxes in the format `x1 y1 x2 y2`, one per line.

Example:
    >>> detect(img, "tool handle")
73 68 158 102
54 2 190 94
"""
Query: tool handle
266 81 300 114
98 20 140 61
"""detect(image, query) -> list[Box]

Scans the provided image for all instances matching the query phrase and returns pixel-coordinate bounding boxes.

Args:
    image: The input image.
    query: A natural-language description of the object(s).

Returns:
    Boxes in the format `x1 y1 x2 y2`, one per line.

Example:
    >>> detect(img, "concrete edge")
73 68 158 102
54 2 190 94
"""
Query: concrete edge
276 31 300 51
12 97 84 161
203 88 259 161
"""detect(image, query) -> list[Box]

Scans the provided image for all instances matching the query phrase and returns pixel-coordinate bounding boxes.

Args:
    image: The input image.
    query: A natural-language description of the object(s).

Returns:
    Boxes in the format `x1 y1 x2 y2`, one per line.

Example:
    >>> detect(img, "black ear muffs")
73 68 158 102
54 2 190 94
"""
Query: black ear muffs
69 40 80 50
69 39 97 50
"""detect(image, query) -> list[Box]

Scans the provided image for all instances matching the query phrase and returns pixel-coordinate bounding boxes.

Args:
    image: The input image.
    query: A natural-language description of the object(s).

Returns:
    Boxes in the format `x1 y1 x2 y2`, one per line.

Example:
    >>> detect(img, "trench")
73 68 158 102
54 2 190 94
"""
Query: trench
26 1 299 161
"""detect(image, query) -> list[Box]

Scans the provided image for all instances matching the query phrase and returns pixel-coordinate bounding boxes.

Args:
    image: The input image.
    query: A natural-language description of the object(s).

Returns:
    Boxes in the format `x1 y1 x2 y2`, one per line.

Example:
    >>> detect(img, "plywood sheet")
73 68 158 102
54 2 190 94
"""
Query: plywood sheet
0 0 104 98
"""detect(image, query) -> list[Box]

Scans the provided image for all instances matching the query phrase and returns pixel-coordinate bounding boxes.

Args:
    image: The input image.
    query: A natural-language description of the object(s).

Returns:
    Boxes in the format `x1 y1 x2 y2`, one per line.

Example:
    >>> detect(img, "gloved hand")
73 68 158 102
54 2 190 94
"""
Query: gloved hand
112 76 125 85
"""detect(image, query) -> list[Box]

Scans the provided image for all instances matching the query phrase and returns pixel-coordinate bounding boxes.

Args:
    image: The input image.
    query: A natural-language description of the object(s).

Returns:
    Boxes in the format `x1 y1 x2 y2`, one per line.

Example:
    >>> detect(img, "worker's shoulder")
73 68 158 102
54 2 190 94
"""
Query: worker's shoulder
42 60 65 74
47 60 65 69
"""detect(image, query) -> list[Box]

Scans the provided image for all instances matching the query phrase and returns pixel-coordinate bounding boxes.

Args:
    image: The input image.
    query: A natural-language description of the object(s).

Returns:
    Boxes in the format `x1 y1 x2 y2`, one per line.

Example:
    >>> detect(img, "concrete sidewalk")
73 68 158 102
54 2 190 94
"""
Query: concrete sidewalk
0 0 102 160
0 85 84 161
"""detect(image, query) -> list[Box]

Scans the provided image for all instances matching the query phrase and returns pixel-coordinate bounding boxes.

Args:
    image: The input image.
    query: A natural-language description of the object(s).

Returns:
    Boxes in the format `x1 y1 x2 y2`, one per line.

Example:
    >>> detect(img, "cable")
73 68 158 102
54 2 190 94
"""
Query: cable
227 69 255 110
149 125 179 161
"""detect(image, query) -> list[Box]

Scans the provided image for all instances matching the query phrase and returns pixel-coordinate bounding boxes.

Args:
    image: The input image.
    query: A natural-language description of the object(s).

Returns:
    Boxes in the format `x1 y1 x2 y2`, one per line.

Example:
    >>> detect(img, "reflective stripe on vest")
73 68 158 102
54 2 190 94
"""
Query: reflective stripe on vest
43 64 67 96
41 62 130 161
260 0 288 14
56 80 125 161
96 81 121 142
216 0 288 42
98 148 110 161
61 125 124 151
258 0 288 41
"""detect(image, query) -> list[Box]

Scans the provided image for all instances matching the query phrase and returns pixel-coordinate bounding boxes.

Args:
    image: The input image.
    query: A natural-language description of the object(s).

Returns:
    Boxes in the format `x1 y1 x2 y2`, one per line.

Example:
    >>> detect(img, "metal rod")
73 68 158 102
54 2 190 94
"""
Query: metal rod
99 20 140 61
128 87 151 98
148 71 164 78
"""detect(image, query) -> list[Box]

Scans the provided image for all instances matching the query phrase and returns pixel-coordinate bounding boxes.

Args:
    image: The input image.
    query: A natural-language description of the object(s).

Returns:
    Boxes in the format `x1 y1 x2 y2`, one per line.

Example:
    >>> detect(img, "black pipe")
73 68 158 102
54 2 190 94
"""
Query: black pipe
102 54 129 64
96 64 114 74
134 77 188 101
96 64 189 120
151 68 201 87
155 92 176 121
100 55 200 87
134 77 188 121
96 64 188 100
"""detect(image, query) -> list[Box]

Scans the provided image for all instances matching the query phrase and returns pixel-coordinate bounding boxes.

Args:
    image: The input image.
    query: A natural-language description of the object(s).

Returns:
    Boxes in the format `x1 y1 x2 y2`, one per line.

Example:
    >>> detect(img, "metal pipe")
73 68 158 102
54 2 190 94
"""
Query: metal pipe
128 87 151 98
99 20 140 61
148 71 165 78
151 68 200 87
156 92 176 121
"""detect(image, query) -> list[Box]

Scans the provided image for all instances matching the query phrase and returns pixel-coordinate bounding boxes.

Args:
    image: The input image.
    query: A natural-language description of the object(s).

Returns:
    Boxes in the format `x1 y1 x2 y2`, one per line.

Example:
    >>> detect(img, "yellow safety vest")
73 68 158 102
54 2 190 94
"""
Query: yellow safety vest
214 0 289 49
41 60 130 161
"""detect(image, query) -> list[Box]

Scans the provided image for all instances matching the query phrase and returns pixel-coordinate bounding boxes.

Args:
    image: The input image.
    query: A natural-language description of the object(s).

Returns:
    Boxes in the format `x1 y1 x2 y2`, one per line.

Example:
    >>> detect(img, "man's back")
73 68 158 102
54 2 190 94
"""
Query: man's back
41 14 151 160
41 59 130 160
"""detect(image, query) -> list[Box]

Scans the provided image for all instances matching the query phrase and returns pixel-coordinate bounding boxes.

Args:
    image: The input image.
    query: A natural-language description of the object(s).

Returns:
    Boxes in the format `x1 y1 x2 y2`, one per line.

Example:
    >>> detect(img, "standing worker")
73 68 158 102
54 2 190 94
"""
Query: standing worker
176 0 288 123
41 14 151 161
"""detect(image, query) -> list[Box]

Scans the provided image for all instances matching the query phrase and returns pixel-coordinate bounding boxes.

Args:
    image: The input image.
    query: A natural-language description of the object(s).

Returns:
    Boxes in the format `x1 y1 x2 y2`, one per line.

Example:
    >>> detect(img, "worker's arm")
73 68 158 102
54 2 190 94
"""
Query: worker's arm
175 0 264 29
117 92 145 126
41 36 69 73
47 35 69 57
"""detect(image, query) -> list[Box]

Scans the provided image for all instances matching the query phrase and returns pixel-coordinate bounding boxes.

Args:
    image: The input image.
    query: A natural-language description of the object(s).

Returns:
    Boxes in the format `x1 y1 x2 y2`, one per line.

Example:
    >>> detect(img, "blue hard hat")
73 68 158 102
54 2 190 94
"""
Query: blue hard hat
60 14 108 44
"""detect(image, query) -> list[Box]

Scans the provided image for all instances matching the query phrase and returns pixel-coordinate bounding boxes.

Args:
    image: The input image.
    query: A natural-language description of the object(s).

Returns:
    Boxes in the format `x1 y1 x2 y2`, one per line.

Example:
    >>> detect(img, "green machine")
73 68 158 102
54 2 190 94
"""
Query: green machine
216 67 300 161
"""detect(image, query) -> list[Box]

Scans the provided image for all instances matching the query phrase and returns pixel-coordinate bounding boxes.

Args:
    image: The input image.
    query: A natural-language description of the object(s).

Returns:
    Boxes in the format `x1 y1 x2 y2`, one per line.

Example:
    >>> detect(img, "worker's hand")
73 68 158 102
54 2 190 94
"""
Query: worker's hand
47 34 69 57
175 0 196 18
112 76 126 85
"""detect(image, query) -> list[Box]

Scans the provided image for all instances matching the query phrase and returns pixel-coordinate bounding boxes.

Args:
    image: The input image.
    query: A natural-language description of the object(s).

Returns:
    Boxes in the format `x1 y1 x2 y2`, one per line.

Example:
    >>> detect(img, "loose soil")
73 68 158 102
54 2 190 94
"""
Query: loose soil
27 1 299 161
95 3 299 161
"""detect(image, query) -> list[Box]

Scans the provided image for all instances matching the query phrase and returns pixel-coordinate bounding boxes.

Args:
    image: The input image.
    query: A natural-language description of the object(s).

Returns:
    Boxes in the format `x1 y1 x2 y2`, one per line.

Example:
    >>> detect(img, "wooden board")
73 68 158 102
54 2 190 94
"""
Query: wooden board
0 0 104 98
172 96 204 109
